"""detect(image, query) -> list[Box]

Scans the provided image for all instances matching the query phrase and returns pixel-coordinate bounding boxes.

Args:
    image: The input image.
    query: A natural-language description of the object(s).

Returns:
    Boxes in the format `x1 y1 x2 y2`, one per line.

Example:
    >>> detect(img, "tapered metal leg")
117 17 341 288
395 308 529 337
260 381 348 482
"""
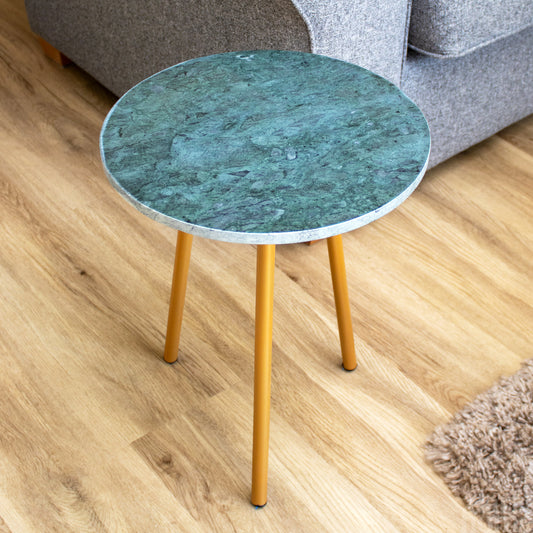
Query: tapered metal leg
163 231 193 364
327 234 357 371
251 244 276 507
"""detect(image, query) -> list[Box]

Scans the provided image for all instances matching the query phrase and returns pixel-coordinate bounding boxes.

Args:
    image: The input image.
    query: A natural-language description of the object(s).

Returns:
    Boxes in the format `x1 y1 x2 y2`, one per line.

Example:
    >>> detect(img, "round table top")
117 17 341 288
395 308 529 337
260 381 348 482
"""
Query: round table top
100 50 430 244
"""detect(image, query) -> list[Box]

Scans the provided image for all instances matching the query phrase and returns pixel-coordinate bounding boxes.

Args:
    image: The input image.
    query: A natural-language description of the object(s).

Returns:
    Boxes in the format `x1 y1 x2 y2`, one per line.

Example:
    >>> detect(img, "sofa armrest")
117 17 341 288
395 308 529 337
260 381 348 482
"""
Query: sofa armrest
292 0 412 85
25 0 410 95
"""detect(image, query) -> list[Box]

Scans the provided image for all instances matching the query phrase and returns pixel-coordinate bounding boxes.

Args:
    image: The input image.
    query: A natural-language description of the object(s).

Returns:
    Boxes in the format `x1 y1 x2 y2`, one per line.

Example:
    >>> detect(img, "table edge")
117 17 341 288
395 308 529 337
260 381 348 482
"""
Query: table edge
100 151 429 244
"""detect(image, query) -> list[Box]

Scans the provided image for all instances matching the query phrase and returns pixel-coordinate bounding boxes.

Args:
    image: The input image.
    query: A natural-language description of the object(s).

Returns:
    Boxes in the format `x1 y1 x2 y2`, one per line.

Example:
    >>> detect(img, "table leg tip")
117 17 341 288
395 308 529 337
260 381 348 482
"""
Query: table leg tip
342 362 358 372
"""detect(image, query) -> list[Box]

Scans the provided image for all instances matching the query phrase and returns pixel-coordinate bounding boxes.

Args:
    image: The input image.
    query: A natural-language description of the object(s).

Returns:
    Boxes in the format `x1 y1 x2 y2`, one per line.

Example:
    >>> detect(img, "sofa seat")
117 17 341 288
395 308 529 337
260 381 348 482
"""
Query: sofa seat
409 0 533 57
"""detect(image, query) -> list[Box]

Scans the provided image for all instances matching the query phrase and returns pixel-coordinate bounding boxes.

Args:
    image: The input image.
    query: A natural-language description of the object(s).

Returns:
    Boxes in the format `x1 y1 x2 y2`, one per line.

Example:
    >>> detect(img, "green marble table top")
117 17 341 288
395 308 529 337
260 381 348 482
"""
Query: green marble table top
100 51 430 244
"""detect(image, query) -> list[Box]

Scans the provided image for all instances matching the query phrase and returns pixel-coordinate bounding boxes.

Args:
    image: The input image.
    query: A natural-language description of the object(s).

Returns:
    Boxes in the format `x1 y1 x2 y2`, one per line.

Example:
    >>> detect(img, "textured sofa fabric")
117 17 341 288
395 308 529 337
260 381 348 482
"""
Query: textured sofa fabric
25 0 533 168
403 26 533 165
409 0 533 57
24 0 311 96
25 0 411 93
290 0 412 85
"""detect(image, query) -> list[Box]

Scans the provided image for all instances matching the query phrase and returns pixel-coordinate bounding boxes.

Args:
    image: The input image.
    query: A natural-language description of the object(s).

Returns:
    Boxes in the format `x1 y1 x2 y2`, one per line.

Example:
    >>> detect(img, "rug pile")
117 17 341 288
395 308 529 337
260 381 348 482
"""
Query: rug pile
426 359 533 532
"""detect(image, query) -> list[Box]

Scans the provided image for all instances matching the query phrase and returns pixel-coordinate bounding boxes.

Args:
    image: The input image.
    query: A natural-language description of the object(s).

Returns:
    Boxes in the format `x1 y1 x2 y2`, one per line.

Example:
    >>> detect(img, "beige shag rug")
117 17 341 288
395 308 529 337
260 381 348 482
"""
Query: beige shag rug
426 359 533 533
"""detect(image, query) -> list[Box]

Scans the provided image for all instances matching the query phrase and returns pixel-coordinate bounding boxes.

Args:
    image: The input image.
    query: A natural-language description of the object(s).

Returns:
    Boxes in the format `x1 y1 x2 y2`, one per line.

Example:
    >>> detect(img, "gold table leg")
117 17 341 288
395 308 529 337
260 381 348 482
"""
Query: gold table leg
251 244 276 507
163 231 193 364
327 234 357 371
162 234 354 504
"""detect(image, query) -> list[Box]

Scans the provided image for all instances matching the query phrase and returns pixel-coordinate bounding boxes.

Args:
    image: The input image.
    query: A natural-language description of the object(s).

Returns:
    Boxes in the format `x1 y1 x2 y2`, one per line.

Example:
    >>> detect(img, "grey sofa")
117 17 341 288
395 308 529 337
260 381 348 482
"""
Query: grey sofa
25 0 532 167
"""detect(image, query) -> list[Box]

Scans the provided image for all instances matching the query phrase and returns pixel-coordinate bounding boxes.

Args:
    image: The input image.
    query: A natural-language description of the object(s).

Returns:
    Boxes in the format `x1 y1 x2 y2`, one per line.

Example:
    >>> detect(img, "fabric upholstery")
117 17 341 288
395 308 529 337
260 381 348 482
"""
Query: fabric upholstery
402 27 533 166
409 0 533 57
25 0 311 96
293 0 411 85
25 0 412 92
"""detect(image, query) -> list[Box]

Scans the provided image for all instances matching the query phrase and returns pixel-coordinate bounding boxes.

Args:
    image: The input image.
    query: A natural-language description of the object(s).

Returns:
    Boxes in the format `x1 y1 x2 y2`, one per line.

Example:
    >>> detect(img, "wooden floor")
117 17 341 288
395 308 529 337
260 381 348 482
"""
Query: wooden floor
1 1 532 531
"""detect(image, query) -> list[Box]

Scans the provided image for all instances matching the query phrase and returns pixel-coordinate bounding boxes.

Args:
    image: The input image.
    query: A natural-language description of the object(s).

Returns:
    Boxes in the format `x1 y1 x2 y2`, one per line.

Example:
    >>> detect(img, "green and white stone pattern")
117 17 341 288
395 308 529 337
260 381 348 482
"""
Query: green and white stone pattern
100 51 430 244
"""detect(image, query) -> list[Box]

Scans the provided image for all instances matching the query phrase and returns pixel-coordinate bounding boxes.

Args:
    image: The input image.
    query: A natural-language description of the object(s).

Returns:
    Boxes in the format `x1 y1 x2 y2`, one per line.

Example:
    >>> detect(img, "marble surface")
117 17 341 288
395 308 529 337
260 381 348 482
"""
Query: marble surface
100 51 430 244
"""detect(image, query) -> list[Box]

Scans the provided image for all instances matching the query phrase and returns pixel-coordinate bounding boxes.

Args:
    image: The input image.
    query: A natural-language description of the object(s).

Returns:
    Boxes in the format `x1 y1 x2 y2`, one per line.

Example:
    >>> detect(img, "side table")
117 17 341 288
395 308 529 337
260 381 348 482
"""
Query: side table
100 50 430 507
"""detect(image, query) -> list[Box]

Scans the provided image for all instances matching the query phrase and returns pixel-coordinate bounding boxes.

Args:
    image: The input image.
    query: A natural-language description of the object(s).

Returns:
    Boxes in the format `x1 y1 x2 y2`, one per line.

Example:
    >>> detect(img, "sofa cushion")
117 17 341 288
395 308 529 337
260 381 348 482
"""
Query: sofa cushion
408 0 533 57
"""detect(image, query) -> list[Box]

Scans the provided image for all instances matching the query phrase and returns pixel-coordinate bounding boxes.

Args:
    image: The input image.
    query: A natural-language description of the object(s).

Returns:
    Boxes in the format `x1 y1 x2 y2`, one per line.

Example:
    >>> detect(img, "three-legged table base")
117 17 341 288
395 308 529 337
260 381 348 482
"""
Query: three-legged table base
163 231 357 506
